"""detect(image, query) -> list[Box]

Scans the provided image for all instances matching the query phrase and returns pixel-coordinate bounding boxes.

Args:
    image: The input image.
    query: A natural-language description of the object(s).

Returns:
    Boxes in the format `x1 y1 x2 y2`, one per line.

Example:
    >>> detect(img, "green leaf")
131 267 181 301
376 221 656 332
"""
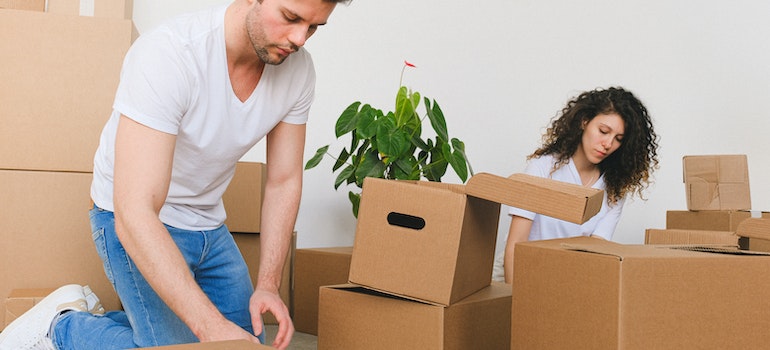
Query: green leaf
334 164 355 189
391 157 420 180
451 138 474 177
425 98 449 142
349 191 361 218
394 87 419 127
332 148 350 172
356 105 378 139
355 149 387 186
377 122 411 159
304 145 329 170
335 102 362 138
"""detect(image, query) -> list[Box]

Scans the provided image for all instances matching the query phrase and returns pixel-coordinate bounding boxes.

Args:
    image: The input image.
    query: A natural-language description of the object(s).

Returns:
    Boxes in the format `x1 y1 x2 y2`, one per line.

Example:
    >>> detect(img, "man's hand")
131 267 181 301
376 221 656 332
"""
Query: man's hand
249 289 294 349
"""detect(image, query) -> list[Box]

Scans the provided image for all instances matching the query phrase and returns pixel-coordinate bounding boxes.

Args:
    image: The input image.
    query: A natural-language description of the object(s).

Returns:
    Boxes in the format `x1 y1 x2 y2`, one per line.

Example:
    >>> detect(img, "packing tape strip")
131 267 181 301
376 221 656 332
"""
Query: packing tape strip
79 0 94 16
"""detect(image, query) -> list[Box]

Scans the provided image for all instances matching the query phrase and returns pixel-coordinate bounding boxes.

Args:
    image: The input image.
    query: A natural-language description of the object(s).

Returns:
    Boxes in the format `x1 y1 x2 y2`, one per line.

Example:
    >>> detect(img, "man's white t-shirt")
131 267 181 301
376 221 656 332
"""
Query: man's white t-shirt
91 5 315 230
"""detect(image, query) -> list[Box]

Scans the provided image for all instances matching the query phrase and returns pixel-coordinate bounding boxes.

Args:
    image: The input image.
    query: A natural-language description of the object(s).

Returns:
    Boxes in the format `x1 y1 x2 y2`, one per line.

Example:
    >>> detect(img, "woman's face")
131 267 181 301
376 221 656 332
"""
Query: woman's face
580 113 625 165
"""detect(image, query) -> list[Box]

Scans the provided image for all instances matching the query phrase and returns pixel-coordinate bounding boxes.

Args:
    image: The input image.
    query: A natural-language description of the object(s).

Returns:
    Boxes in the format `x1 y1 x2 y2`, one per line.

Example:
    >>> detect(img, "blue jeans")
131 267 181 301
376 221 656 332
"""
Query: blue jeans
51 206 264 349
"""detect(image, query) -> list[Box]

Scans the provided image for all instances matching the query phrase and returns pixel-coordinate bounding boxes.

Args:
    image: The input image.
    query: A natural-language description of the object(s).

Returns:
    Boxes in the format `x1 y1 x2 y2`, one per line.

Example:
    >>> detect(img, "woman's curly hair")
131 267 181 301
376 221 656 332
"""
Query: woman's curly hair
531 87 660 204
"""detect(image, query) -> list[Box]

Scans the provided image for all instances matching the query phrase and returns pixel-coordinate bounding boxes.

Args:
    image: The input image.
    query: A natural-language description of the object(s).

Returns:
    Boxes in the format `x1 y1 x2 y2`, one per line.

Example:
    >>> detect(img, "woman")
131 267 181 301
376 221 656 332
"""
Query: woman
495 86 660 283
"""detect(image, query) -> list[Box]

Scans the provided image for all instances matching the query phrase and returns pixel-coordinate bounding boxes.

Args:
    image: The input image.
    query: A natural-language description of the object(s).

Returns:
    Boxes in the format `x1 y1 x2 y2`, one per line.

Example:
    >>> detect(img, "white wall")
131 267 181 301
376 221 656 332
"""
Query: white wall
131 0 770 250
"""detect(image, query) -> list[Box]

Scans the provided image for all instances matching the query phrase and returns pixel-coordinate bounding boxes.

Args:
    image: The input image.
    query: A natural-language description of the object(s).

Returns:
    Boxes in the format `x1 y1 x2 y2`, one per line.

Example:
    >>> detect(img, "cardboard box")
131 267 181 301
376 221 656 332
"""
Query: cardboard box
232 232 294 325
223 162 267 234
141 340 274 349
512 236 770 349
0 170 119 332
47 0 133 19
293 246 353 335
644 228 738 246
736 217 770 252
666 210 768 231
4 288 53 329
683 155 751 211
349 173 602 306
0 0 45 11
318 282 511 350
0 9 136 172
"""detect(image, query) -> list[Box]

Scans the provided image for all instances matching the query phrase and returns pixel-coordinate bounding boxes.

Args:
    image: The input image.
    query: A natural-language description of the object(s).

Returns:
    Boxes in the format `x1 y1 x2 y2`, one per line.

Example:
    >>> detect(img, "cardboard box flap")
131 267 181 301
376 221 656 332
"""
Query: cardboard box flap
737 218 770 240
683 154 749 183
465 172 603 224
560 241 757 259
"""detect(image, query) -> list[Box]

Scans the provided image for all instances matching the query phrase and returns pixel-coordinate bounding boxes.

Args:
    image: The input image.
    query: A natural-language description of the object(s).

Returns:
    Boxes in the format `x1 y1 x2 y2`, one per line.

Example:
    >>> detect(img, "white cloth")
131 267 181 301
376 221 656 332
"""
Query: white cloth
91 5 316 230
492 154 625 281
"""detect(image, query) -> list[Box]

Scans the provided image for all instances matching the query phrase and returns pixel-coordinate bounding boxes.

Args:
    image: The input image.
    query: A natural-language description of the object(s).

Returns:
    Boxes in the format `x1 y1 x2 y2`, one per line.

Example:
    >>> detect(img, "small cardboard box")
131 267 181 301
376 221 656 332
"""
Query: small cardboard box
666 210 768 231
47 0 133 19
232 232 294 325
683 155 751 211
293 246 353 335
318 282 511 350
4 288 54 329
0 9 136 172
512 236 770 349
736 217 770 252
349 173 602 306
141 340 274 349
223 162 267 234
0 0 45 11
644 228 738 246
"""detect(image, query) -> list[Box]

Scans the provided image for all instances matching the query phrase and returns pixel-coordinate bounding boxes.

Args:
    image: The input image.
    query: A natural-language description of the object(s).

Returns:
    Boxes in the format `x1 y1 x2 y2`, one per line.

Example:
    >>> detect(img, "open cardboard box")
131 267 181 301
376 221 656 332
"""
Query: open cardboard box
736 217 770 252
349 172 603 306
512 236 770 349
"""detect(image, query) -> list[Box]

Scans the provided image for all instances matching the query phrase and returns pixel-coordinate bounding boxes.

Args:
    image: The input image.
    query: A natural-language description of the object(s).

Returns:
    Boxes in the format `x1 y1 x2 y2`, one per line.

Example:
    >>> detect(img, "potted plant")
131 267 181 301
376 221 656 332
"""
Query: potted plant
305 61 473 217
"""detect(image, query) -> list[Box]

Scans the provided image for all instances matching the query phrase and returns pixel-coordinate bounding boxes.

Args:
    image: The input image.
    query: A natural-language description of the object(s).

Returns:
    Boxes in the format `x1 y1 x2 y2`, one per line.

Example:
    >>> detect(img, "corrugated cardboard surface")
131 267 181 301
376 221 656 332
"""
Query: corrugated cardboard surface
47 0 133 19
683 155 751 211
512 237 770 349
4 288 54 329
736 218 770 252
0 170 120 332
232 232 294 325
318 283 511 350
644 228 738 246
0 0 45 11
223 162 267 234
293 247 352 335
141 340 274 349
666 210 769 231
350 177 499 306
0 9 135 172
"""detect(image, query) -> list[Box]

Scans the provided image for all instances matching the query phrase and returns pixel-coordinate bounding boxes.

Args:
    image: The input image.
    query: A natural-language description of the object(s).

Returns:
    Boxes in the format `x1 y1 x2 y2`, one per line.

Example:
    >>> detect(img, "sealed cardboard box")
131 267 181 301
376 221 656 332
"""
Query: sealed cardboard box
223 162 267 234
318 282 511 350
512 236 770 349
141 340 273 349
0 170 119 332
233 232 294 325
4 288 53 329
293 247 353 335
349 173 602 306
683 154 751 211
47 0 133 19
0 0 45 11
736 217 770 252
644 228 738 246
666 210 768 231
0 9 136 172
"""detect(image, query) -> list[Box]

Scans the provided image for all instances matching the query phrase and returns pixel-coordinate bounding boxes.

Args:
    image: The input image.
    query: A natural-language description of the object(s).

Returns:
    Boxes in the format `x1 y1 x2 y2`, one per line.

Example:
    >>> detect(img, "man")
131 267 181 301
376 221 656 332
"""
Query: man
0 0 348 348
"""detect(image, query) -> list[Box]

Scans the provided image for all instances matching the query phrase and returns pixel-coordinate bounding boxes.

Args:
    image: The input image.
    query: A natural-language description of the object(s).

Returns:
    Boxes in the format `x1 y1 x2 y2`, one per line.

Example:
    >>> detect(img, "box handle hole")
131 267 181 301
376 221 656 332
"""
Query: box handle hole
387 212 425 230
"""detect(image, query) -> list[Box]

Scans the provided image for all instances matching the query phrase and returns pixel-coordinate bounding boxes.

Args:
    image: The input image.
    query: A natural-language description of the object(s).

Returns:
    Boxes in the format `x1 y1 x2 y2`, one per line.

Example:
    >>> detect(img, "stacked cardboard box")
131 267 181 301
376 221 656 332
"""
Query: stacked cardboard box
318 173 605 349
292 246 353 335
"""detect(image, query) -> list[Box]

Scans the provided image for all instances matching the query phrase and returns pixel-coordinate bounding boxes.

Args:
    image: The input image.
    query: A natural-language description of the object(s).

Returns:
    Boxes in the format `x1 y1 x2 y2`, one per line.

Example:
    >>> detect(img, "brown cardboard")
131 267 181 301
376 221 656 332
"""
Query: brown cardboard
318 282 511 350
683 155 751 211
4 288 54 329
293 247 352 335
644 228 738 246
47 0 133 19
141 340 274 349
736 218 770 252
0 0 44 11
223 162 267 234
349 173 602 306
512 236 770 349
0 9 135 172
0 170 120 332
666 210 768 231
232 232 294 325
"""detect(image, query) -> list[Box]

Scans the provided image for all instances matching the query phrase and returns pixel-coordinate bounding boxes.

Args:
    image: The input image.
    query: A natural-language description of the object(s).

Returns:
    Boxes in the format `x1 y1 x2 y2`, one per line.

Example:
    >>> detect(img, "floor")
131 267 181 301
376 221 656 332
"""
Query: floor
265 324 317 350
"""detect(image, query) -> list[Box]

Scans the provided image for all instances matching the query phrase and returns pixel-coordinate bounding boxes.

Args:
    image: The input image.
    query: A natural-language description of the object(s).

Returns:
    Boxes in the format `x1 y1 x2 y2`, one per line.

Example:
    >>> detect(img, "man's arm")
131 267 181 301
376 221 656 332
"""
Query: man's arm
112 115 259 343
250 121 305 349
